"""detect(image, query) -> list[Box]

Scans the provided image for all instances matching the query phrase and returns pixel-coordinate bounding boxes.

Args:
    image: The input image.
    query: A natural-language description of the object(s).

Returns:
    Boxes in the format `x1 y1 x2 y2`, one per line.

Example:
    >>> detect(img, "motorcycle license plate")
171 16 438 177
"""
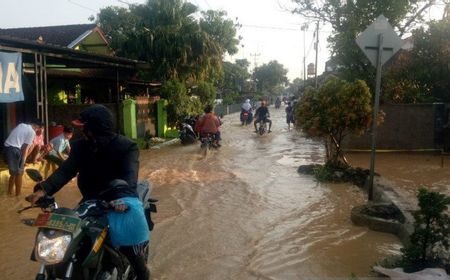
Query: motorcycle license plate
33 213 80 233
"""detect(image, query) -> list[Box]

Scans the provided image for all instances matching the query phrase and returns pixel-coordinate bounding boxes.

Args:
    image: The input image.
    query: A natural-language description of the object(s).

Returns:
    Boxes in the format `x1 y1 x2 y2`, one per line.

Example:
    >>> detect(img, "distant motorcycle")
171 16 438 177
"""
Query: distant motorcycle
180 116 197 145
240 110 253 126
275 99 281 109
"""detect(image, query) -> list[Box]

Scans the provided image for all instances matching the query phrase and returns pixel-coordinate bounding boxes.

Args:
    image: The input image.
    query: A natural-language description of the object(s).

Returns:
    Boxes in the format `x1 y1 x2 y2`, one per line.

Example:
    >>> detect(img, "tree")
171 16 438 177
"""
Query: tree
252 60 288 96
199 10 240 56
381 18 450 103
220 59 251 93
160 80 203 125
96 0 241 124
286 78 304 99
406 18 450 102
295 75 375 167
290 0 443 83
191 81 216 106
97 0 240 83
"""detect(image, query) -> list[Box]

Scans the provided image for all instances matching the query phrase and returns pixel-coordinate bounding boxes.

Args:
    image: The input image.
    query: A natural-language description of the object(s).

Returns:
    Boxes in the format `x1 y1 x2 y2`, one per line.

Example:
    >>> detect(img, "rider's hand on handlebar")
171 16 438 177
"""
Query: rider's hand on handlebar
26 189 46 205
110 199 128 212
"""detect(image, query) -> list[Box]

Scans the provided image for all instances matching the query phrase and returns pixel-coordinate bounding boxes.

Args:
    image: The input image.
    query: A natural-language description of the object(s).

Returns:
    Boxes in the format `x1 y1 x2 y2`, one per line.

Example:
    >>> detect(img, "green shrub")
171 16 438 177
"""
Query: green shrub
313 164 334 182
400 188 450 272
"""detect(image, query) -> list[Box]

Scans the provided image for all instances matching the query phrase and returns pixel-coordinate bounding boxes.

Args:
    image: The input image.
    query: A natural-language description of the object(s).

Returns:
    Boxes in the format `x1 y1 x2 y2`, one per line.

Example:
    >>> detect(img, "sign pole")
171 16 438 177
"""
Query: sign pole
368 33 384 201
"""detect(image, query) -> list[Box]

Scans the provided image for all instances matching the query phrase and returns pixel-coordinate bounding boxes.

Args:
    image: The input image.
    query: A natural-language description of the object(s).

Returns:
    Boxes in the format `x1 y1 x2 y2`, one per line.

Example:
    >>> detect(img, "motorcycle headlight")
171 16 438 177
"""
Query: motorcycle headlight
36 231 72 264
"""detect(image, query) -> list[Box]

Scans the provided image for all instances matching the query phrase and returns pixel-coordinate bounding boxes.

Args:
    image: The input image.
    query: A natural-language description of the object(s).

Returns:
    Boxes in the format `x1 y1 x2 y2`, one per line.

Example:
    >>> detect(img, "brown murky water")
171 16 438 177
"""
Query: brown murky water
0 106 401 279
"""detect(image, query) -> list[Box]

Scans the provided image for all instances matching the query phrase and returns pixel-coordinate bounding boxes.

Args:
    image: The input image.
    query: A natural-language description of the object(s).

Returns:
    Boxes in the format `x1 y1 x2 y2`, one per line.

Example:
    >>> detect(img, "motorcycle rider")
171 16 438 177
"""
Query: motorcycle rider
27 104 150 280
240 99 253 123
195 104 221 147
254 100 272 133
275 97 281 109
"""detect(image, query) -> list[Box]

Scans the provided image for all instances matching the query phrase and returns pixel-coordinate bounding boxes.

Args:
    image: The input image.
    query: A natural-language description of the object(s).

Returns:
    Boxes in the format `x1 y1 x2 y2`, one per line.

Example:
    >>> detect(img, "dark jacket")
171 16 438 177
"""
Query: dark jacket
41 134 139 201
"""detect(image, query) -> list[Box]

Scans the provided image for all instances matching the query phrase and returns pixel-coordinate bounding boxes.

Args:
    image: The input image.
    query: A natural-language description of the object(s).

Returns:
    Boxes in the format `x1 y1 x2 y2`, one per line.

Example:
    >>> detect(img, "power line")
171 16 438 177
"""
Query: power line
241 23 332 33
117 0 132 5
67 0 97 12
243 24 302 31
202 0 212 10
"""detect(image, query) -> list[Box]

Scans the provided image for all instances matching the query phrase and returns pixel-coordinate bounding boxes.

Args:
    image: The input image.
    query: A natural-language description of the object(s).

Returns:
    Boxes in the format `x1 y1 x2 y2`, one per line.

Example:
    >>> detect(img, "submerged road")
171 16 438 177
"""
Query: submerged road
0 104 401 279
143 105 402 279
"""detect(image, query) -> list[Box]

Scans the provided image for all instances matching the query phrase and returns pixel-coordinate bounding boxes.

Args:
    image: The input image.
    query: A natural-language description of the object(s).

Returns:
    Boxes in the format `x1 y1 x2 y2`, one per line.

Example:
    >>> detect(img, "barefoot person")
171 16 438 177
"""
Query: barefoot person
3 119 44 196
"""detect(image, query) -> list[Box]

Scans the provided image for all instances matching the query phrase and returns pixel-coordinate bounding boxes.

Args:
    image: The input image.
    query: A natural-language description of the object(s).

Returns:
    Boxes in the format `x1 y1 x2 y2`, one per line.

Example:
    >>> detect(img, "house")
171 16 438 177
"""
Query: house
0 24 155 145
0 24 112 55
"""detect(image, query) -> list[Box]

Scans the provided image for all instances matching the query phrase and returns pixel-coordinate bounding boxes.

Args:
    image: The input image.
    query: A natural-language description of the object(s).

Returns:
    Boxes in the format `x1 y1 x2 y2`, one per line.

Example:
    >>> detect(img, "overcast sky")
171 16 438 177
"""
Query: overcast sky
0 0 445 81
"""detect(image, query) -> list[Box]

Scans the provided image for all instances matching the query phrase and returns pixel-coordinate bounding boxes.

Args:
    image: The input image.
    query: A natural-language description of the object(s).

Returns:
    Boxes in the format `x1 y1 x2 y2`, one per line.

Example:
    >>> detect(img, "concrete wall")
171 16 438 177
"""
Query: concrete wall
48 103 120 140
343 104 440 150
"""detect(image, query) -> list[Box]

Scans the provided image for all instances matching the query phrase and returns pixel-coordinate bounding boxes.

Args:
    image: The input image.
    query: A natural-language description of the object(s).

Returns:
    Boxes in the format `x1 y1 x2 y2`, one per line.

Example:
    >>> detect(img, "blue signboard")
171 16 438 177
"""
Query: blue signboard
0 52 23 103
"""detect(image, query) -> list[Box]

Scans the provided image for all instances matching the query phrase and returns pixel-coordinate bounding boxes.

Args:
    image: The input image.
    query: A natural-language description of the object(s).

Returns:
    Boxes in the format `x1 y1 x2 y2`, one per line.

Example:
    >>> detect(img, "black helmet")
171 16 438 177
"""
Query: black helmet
72 104 114 135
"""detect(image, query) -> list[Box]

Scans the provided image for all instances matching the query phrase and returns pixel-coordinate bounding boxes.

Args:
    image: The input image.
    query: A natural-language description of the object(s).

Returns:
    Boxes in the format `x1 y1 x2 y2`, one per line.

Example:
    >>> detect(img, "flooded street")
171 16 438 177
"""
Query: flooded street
0 105 401 279
143 106 401 279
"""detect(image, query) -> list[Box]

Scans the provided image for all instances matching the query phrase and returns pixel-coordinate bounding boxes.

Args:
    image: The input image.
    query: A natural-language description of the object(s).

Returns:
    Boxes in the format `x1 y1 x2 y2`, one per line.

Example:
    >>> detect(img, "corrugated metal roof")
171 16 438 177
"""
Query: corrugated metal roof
0 24 98 47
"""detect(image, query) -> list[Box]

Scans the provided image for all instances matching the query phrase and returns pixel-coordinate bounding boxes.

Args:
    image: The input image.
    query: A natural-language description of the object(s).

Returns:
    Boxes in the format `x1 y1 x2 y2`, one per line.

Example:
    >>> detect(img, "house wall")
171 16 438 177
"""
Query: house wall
48 103 120 140
343 103 443 150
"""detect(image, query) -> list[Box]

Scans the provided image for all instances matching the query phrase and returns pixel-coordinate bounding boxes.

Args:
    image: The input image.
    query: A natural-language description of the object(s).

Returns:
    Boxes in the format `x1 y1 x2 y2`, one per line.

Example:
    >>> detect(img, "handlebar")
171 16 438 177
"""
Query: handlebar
18 195 56 213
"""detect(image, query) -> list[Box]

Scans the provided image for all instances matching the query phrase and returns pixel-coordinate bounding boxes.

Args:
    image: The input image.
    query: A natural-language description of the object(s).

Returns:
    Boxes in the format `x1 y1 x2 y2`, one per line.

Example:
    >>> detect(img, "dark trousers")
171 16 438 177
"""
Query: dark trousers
120 242 150 280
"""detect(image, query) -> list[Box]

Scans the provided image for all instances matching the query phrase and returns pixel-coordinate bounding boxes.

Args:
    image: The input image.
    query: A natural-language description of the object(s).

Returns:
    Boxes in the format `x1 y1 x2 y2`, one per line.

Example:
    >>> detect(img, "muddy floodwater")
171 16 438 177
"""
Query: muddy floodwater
0 105 401 279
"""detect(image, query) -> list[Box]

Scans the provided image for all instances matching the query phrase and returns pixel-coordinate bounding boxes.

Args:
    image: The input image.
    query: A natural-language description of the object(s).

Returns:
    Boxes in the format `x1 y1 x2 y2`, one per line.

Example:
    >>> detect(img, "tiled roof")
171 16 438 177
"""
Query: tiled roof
0 24 98 47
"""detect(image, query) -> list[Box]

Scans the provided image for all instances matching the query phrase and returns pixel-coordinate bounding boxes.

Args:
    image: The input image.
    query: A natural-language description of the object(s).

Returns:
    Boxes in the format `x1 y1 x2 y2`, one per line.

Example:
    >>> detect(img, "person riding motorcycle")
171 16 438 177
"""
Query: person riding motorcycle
275 97 281 109
254 100 272 133
240 99 253 123
27 104 150 280
195 104 221 147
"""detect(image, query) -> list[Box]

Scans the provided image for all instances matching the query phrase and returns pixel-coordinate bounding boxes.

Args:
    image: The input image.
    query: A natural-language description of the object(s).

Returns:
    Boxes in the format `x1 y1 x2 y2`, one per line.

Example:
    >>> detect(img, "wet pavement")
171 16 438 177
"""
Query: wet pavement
143 106 402 279
347 152 450 209
0 105 408 279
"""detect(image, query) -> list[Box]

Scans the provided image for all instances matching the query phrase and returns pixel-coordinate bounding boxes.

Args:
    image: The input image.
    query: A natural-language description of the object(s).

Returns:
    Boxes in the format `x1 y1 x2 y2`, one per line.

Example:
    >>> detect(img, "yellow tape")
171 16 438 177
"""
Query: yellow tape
344 149 442 153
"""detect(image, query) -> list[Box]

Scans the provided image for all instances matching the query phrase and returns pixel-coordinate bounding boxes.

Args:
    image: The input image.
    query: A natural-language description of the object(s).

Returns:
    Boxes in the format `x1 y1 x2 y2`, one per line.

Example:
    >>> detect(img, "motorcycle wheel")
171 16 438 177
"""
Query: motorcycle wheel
200 142 208 156
97 268 119 280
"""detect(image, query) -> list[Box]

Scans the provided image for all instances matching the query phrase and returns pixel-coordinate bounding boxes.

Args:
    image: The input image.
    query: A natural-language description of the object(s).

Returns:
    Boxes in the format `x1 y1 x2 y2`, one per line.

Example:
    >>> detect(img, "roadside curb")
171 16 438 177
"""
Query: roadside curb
373 177 416 245
353 176 416 245
150 138 180 149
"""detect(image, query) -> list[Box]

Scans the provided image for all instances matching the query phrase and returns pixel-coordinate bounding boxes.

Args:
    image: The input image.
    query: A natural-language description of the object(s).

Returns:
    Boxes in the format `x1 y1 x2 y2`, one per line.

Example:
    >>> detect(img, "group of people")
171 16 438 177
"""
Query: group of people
3 121 73 196
240 98 297 132
17 105 150 279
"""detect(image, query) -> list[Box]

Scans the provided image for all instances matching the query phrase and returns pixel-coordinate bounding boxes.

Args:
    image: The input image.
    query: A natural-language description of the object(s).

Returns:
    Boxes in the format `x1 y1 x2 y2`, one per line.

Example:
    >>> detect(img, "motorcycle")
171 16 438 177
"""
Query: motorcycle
20 169 157 280
275 99 281 109
257 119 268 136
240 110 253 126
180 116 197 145
199 134 219 156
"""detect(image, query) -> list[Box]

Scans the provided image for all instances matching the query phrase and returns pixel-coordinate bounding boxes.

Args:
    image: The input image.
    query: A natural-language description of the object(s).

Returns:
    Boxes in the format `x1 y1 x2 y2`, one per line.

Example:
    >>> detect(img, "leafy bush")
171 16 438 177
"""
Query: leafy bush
313 164 335 182
400 188 450 272
160 80 204 125
295 75 378 167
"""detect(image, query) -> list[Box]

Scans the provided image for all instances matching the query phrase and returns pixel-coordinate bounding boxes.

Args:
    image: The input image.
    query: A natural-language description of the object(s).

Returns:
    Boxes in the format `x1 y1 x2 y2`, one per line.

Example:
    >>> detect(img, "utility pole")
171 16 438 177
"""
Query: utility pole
250 52 260 92
314 20 319 88
301 23 308 87
250 52 260 72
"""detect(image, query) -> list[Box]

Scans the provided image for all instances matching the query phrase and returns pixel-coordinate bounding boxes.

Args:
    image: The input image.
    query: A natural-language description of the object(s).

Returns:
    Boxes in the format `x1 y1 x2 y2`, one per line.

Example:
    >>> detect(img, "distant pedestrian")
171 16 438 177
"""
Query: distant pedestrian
285 102 295 130
3 119 44 196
